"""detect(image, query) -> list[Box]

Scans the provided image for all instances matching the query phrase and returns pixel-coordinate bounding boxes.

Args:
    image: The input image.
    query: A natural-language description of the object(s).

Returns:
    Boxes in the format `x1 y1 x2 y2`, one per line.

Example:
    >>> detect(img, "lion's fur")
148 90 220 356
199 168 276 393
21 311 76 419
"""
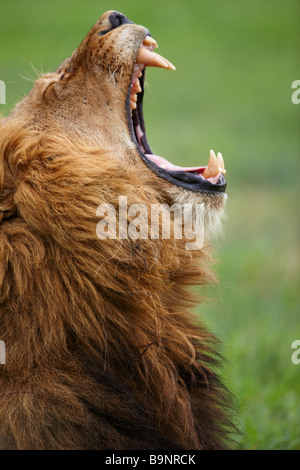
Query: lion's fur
0 11 234 450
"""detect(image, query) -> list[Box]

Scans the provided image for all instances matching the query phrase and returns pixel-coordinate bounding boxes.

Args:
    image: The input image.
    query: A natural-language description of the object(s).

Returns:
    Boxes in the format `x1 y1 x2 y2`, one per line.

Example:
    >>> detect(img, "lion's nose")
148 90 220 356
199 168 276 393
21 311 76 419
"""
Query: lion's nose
109 11 134 29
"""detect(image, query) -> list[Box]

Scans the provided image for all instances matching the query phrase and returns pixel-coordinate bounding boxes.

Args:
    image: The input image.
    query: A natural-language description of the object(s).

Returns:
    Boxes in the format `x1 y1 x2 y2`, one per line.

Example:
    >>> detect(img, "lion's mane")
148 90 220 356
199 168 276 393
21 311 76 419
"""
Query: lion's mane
0 119 234 450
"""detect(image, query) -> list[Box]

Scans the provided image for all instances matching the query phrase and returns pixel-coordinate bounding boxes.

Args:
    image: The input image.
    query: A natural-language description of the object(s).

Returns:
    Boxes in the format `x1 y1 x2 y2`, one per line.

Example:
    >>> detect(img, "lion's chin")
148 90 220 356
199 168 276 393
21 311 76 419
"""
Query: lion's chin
168 186 228 247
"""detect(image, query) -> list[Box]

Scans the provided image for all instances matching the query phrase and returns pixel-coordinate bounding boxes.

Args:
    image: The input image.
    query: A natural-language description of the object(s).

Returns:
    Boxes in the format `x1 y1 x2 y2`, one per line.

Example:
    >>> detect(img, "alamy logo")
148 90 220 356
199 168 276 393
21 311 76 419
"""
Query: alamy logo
291 340 300 365
96 196 206 250
0 80 6 104
291 80 300 105
0 340 6 364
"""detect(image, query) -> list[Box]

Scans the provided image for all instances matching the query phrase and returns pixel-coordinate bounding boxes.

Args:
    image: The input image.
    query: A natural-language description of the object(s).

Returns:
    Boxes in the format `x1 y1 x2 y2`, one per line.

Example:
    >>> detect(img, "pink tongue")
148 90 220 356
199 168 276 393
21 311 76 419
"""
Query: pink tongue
145 154 205 173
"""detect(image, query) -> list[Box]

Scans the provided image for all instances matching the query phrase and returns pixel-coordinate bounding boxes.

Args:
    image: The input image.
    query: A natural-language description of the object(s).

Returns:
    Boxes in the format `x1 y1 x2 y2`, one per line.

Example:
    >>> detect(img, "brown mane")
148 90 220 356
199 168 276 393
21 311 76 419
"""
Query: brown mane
0 11 235 450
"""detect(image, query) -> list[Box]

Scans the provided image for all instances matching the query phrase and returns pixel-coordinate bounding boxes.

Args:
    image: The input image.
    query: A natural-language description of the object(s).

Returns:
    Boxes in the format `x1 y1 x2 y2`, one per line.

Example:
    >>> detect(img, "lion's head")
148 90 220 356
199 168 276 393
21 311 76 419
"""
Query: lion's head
2 10 227 235
0 11 233 450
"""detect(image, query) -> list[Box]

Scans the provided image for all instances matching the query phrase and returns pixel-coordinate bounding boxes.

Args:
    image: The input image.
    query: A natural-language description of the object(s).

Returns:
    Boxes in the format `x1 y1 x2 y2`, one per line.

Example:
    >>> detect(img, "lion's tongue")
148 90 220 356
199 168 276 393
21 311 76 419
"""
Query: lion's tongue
145 150 226 180
145 154 205 173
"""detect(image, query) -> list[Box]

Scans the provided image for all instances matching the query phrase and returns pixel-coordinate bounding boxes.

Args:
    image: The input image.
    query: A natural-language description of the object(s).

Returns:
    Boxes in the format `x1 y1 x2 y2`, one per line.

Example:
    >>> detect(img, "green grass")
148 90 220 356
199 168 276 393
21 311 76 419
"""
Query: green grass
197 187 300 449
0 0 299 450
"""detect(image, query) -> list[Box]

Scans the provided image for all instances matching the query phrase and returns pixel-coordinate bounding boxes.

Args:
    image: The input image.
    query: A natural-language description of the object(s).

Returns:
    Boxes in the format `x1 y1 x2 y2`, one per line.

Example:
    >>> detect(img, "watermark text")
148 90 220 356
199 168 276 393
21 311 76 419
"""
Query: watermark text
96 196 205 250
291 340 300 365
0 340 6 364
291 80 300 105
0 80 6 104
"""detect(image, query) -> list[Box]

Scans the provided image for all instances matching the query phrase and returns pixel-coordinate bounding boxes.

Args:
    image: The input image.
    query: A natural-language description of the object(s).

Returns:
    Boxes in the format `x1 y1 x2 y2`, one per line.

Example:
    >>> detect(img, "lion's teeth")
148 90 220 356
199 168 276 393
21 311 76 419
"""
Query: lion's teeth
136 48 175 71
130 78 142 110
143 36 158 48
203 149 219 178
217 152 224 169
217 152 226 174
130 94 137 110
131 79 142 94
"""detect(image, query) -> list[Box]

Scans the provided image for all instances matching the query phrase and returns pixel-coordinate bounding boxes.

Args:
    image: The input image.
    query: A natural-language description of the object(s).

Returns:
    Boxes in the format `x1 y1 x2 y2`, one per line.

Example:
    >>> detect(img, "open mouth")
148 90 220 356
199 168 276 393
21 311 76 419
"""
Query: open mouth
127 36 227 194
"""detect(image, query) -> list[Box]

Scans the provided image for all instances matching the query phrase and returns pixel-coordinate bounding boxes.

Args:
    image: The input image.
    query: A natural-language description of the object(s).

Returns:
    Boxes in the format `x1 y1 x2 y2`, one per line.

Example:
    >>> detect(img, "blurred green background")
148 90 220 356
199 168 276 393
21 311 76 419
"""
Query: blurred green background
0 0 299 450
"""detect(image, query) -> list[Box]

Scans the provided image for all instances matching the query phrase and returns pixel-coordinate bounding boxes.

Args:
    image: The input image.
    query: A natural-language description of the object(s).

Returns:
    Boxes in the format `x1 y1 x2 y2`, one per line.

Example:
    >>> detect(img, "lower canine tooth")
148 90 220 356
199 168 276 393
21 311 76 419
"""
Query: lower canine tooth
217 152 226 174
217 152 224 170
203 149 219 178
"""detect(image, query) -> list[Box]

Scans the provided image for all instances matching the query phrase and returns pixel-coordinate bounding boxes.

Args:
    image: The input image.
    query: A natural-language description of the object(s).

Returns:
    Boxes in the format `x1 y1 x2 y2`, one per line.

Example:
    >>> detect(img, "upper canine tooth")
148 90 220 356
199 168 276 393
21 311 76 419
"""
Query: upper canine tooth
143 36 158 48
136 48 176 71
203 149 219 178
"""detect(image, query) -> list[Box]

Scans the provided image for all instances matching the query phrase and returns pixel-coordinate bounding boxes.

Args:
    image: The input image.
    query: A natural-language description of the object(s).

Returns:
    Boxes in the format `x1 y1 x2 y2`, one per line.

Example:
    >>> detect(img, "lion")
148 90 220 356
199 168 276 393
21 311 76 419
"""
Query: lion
0 11 233 450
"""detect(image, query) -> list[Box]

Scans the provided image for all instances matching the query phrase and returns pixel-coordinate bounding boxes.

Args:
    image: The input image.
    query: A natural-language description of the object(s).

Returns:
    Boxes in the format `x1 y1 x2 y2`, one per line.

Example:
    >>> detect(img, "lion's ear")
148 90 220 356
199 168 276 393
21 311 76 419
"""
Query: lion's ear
0 161 17 223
